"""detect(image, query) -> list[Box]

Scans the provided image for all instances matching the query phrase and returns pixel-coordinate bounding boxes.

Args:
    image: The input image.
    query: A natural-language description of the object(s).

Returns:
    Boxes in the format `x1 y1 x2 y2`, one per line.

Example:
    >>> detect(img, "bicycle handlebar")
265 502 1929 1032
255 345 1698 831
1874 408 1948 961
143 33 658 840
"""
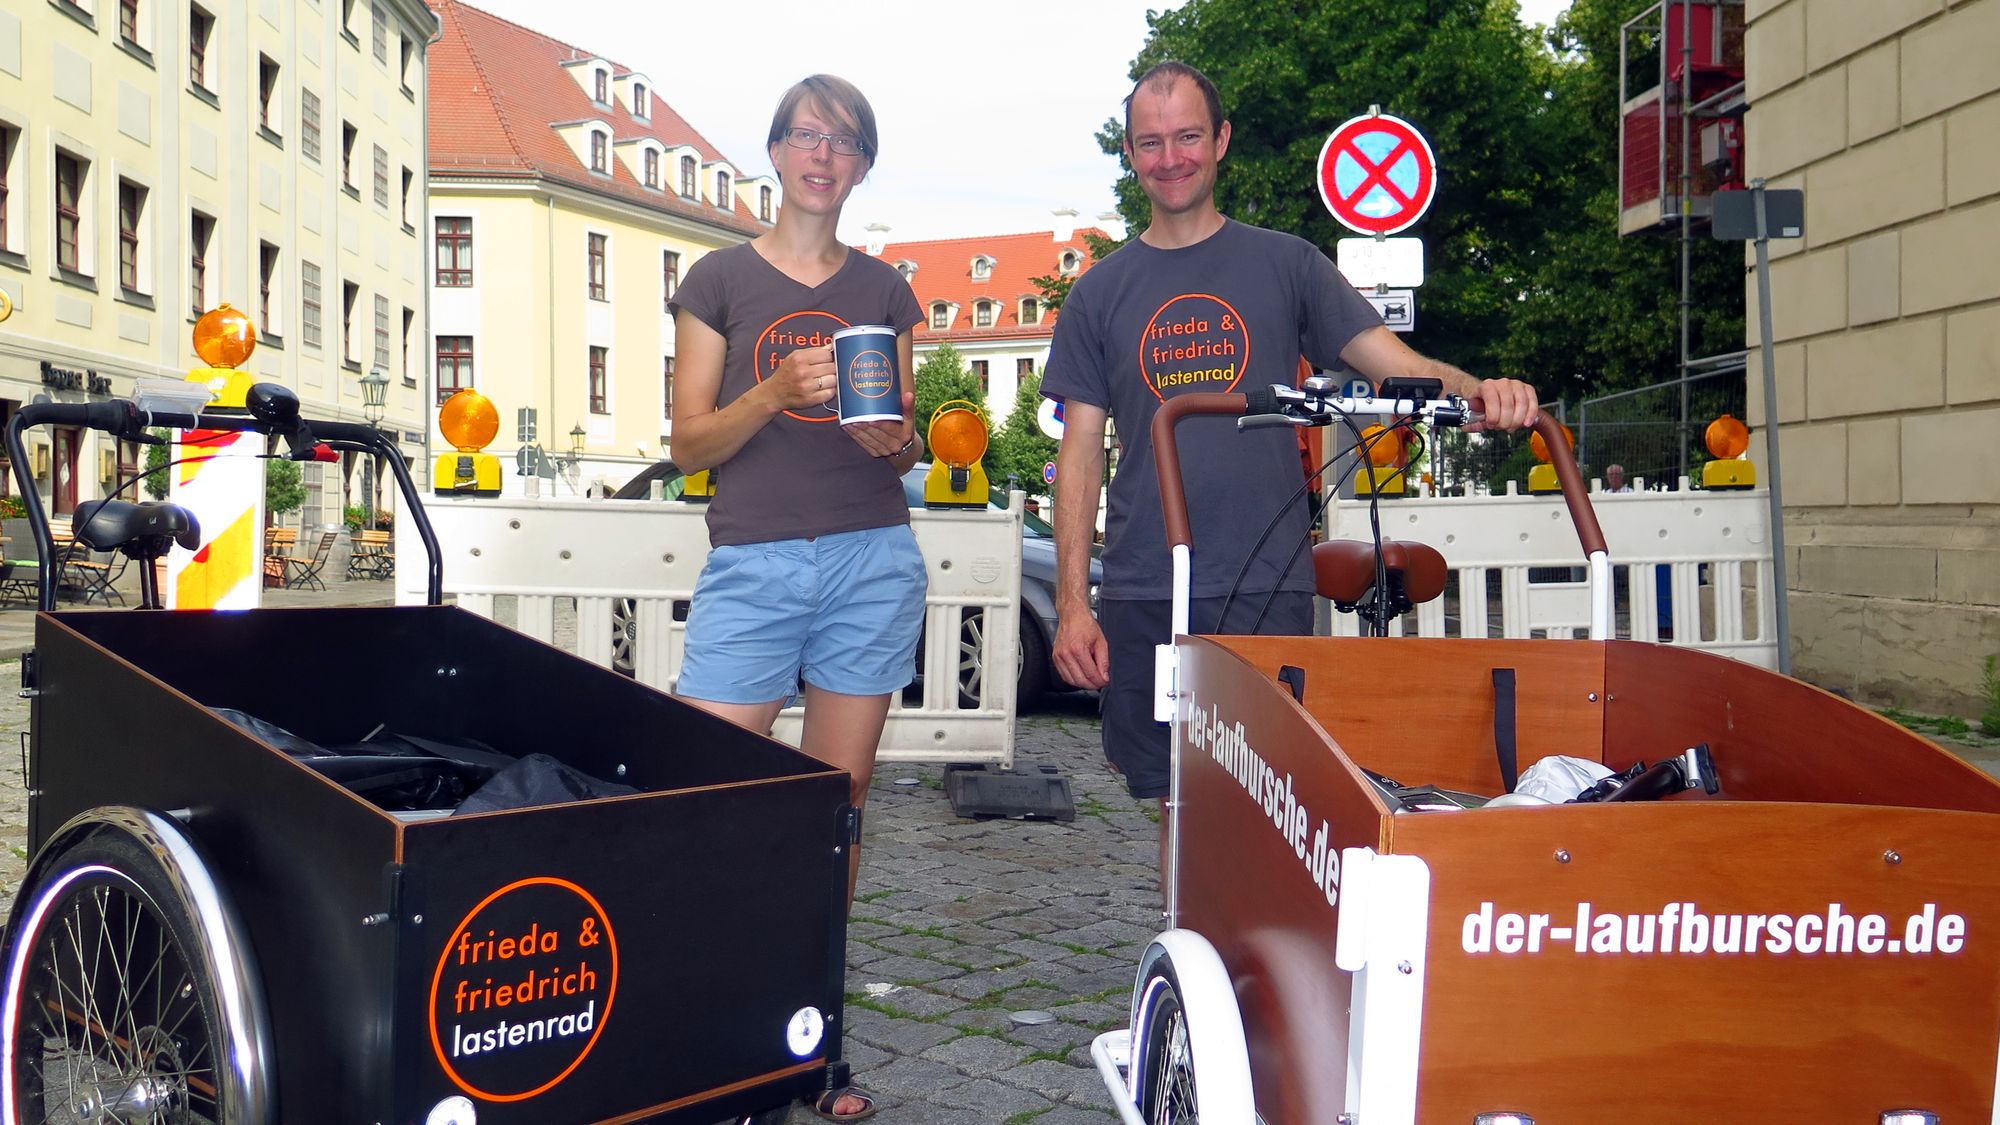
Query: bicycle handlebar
5 385 443 610
1149 387 1608 560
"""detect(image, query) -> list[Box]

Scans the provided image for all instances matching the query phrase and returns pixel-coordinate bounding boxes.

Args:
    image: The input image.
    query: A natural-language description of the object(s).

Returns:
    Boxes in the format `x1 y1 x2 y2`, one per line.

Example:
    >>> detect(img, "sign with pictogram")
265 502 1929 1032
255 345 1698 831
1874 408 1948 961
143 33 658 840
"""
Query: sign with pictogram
1318 113 1438 236
1364 289 1417 332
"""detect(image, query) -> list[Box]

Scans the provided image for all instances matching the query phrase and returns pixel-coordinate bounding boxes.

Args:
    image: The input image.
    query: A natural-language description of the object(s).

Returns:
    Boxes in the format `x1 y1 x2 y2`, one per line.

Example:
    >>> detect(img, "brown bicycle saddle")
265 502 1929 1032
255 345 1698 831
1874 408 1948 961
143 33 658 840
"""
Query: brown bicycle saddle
1311 538 1448 606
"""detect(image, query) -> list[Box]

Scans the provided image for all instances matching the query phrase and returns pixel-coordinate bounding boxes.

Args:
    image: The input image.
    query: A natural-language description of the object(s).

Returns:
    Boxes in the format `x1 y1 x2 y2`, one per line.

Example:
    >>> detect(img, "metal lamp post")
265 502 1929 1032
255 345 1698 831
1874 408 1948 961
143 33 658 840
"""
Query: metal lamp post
566 423 586 491
360 367 390 526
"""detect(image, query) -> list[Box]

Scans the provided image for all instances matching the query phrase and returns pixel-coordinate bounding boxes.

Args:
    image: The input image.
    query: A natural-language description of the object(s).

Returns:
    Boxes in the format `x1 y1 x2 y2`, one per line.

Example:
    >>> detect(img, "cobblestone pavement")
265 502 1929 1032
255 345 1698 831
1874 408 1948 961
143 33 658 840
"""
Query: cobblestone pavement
0 609 1150 1122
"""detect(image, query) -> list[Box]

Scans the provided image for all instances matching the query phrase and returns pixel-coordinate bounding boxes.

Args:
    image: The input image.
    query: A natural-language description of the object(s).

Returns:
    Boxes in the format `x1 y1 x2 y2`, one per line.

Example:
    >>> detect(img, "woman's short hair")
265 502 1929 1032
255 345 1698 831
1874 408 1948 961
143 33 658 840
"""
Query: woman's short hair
768 75 879 167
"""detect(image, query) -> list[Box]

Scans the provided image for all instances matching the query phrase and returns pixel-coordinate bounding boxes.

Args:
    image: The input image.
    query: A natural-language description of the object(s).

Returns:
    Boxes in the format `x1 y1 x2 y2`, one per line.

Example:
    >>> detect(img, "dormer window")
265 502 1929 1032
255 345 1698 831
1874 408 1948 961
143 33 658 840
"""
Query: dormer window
679 155 697 198
593 68 608 105
974 300 995 328
633 83 648 118
714 170 731 207
970 255 994 281
896 260 917 281
643 148 659 188
1020 297 1040 326
1059 249 1080 274
759 184 773 222
929 302 951 331
589 130 607 173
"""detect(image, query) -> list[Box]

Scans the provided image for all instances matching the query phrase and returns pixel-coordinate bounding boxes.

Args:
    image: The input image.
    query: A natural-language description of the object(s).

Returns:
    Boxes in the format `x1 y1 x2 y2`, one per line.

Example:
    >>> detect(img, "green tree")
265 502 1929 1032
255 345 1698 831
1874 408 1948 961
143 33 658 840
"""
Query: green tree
265 455 306 521
912 343 996 475
989 371 1059 499
140 431 170 500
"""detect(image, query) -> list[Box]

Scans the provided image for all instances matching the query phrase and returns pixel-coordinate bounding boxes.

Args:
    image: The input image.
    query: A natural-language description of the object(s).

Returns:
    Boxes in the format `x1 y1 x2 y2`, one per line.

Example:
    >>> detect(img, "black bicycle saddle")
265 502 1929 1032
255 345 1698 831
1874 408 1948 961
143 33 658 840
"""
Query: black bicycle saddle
72 499 202 555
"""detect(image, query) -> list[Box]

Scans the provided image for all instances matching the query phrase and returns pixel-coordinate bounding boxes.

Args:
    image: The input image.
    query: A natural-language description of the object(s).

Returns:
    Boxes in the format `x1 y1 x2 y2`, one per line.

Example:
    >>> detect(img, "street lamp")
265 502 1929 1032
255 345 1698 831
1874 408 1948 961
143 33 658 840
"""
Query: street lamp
359 366 390 528
561 423 586 490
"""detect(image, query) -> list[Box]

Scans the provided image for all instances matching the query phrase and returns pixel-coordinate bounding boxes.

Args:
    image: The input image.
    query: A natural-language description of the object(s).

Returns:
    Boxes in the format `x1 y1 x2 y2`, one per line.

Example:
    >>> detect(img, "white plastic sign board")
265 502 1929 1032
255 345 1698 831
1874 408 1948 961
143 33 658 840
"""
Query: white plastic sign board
1037 398 1064 440
1337 238 1425 288
1364 289 1417 333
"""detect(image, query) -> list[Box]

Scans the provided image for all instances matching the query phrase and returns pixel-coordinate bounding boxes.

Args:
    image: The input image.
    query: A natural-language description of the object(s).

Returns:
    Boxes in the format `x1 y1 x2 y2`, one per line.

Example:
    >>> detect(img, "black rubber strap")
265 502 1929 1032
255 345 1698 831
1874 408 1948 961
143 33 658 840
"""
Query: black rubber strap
1492 667 1519 793
1278 665 1307 704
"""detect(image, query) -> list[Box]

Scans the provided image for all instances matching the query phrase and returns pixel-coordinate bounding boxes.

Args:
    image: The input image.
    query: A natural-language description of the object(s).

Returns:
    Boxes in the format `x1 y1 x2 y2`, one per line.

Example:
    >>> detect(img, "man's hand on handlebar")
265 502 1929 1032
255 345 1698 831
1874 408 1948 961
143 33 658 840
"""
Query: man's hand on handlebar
1466 377 1539 433
1052 611 1112 692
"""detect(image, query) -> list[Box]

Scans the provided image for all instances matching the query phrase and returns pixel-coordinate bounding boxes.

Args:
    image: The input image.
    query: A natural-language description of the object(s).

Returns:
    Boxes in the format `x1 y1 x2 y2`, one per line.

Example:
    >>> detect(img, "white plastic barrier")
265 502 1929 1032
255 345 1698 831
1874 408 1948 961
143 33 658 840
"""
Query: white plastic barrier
1326 481 1778 667
399 494 1024 764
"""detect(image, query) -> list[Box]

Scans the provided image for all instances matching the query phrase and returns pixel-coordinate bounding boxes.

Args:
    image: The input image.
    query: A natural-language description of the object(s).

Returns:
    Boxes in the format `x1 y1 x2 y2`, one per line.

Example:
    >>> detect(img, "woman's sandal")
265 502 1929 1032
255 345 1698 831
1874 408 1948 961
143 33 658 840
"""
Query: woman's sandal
804 1085 878 1122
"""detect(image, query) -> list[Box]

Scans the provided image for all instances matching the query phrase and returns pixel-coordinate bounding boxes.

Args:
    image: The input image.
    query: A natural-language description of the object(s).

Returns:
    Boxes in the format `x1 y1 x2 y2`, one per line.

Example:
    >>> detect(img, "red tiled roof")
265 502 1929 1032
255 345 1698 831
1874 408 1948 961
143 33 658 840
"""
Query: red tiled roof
425 0 764 234
870 229 1107 343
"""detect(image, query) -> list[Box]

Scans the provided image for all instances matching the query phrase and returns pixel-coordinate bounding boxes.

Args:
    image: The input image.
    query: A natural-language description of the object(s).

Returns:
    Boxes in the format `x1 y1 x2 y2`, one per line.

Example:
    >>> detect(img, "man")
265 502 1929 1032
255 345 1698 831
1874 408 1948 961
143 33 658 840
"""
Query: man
1040 62 1541 871
1605 463 1633 492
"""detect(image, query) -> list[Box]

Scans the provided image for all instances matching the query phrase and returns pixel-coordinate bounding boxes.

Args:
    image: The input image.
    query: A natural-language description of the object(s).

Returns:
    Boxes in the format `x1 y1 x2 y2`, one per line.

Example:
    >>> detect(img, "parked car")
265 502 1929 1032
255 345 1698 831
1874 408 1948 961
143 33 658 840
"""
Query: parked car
606 460 1101 706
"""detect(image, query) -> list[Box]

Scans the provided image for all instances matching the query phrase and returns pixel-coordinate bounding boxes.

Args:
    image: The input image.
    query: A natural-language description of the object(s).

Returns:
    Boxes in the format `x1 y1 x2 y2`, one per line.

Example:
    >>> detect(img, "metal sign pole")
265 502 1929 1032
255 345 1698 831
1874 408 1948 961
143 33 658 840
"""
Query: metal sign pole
1750 178 1793 675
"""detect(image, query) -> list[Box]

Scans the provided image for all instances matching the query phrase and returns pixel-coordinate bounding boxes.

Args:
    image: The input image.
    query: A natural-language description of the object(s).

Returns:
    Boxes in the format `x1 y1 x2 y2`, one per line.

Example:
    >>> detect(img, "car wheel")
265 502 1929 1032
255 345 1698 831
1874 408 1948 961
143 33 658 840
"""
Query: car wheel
953 609 1043 709
1016 615 1050 708
612 597 637 676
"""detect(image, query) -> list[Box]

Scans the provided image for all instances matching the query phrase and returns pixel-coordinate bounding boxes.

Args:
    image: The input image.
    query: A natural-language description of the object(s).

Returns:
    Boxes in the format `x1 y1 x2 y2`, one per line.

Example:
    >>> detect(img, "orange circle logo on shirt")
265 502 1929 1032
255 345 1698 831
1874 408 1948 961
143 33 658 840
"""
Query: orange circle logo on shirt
1137 294 1251 402
756 310 849 423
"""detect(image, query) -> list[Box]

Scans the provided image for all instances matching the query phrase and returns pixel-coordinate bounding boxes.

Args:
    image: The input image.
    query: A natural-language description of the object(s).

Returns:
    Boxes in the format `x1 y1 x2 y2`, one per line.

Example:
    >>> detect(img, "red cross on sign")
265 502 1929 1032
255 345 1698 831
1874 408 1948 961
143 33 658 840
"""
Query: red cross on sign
1317 113 1438 236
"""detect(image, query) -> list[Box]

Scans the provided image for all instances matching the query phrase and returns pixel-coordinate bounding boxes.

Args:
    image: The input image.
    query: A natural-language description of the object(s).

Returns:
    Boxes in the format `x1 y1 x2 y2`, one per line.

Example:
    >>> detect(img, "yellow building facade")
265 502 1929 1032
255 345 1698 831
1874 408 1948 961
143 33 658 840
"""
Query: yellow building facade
0 0 436 525
425 0 771 496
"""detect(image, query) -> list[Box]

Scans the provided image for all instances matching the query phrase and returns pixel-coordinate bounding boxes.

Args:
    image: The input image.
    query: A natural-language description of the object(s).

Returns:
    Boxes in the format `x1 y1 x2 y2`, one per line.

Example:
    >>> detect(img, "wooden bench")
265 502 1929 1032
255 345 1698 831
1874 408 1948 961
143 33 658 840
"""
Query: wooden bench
347 529 394 580
264 526 298 588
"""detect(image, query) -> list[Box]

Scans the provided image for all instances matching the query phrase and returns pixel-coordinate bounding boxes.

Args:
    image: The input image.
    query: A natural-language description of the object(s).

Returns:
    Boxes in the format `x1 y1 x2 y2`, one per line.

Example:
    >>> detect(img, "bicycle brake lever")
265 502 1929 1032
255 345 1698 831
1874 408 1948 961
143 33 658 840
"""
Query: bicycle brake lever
1237 414 1311 431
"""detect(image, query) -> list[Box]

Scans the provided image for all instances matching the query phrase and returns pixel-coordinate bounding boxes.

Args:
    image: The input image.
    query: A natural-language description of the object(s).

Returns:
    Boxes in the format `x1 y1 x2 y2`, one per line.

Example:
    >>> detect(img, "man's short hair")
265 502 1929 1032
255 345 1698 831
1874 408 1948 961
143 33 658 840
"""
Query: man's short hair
1123 61 1225 139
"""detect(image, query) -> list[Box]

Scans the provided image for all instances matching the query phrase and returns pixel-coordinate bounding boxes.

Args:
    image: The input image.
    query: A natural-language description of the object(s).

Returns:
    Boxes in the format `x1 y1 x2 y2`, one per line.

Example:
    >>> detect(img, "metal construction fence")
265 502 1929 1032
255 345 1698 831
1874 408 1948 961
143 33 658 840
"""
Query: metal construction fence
1574 359 1750 487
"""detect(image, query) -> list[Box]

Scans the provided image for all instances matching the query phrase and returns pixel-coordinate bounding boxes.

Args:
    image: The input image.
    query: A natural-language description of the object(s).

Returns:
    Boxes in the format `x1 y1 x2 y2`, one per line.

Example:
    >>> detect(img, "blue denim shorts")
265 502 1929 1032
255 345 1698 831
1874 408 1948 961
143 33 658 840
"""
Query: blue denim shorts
676 524 928 704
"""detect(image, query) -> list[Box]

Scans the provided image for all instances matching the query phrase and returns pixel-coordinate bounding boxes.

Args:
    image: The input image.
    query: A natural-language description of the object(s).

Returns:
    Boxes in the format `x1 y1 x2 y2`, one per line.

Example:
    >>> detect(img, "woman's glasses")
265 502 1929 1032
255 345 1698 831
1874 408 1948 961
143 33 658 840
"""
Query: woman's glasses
782 127 866 157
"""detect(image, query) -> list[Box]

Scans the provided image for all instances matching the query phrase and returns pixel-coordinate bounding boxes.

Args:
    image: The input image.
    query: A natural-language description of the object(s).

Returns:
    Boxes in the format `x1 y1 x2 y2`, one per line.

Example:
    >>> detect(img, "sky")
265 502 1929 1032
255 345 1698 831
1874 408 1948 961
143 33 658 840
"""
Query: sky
464 0 1573 246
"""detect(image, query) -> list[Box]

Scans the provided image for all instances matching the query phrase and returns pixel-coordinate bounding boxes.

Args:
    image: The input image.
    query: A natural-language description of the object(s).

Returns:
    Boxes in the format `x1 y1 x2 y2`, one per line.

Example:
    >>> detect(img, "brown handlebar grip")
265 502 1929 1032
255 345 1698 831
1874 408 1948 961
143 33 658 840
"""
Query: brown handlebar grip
1151 393 1249 551
1534 413 1609 558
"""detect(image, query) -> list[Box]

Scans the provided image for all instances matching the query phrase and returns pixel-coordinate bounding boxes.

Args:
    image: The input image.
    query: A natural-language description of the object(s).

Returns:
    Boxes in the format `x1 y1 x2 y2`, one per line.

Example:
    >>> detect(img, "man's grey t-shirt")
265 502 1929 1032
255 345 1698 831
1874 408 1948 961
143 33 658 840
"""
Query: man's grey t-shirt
1041 220 1381 600
672 244 924 547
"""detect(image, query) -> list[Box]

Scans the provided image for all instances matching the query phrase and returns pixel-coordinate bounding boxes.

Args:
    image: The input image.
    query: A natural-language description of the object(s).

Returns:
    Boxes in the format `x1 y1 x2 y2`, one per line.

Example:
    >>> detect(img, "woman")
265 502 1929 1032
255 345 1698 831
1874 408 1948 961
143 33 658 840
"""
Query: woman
667 74 923 1123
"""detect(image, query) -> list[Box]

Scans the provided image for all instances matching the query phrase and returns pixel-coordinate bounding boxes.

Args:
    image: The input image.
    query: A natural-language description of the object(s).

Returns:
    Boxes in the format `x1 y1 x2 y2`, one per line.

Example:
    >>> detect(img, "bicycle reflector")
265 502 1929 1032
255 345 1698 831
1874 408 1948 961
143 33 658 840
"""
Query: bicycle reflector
187 305 259 409
924 400 990 509
1700 412 1757 490
1527 421 1574 495
435 389 502 497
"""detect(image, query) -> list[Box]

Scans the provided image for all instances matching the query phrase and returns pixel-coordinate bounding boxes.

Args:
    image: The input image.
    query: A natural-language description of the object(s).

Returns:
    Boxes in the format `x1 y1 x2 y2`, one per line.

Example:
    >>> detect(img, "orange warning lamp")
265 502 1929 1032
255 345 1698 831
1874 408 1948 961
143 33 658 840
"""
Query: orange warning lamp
1353 422 1408 497
924 400 990 509
434 388 503 497
1700 413 1757 490
1527 421 1574 494
186 304 259 409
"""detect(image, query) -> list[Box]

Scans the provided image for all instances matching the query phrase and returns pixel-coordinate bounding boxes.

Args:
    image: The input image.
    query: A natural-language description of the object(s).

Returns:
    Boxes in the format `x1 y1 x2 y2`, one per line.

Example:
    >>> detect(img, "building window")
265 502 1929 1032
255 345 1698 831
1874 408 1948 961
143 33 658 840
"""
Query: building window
589 131 607 174
759 185 773 222
118 180 148 293
190 212 214 316
587 234 606 300
435 217 472 286
119 0 139 45
340 0 355 41
399 36 412 90
301 88 321 163
0 128 13 254
342 281 359 364
679 155 696 198
259 242 279 333
662 250 679 308
663 356 674 418
1017 357 1035 381
55 151 85 274
371 1 387 63
259 57 281 134
400 167 412 226
971 256 993 281
588 347 608 413
1060 249 1080 274
401 307 413 382
189 6 212 90
974 300 995 329
633 83 648 117
896 260 916 281
593 68 608 104
436 336 473 404
643 148 658 189
372 144 389 207
714 171 730 207
1020 297 1040 326
373 294 390 370
929 302 950 331
971 360 989 396
301 260 322 348
341 122 357 188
